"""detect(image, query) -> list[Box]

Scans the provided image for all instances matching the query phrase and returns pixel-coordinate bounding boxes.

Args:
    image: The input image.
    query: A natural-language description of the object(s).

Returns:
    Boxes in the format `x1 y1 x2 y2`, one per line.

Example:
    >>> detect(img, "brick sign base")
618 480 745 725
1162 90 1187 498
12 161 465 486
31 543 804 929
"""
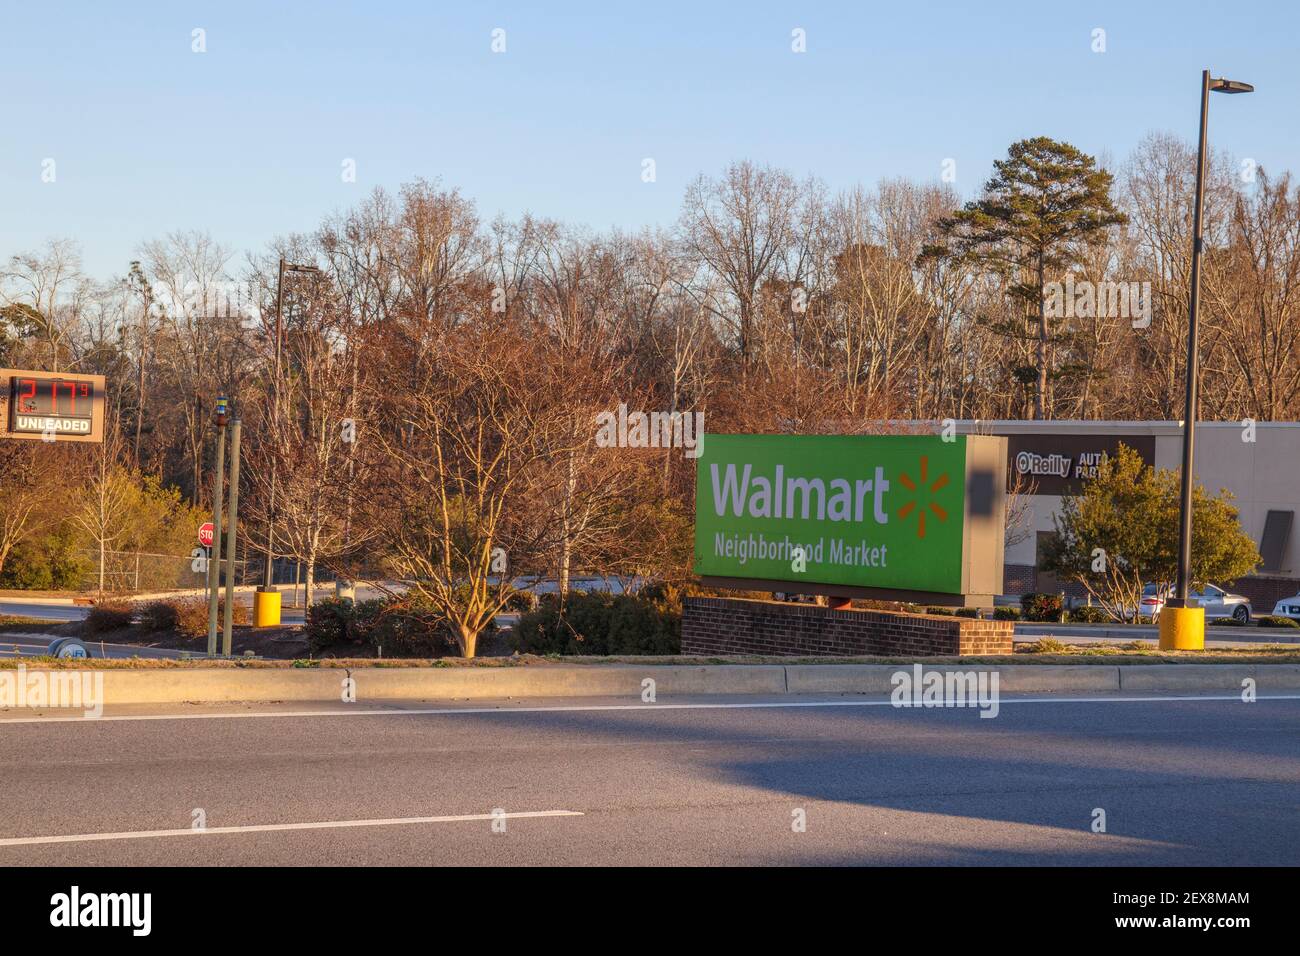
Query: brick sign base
683 597 1013 657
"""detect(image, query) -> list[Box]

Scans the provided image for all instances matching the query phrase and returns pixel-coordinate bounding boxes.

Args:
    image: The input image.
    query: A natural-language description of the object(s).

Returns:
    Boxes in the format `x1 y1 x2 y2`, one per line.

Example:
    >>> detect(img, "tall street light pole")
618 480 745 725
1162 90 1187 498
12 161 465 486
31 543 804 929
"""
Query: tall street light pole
254 257 319 628
1161 70 1253 650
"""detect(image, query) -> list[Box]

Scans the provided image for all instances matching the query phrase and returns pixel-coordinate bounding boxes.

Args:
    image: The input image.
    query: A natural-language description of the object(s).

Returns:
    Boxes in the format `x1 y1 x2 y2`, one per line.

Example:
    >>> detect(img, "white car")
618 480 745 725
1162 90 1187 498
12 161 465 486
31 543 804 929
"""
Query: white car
1132 583 1173 620
1271 595 1300 621
1131 583 1252 622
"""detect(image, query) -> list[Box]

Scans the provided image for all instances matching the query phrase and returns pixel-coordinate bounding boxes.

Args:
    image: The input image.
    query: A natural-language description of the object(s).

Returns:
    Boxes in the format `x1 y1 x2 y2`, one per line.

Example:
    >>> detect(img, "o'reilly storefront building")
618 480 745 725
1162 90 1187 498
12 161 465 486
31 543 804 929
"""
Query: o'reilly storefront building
953 420 1300 607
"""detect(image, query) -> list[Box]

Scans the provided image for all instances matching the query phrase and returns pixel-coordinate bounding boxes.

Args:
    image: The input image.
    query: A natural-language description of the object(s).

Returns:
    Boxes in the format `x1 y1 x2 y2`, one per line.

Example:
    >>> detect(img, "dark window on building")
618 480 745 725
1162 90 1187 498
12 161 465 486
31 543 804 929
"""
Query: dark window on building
1258 510 1294 573
1034 531 1063 594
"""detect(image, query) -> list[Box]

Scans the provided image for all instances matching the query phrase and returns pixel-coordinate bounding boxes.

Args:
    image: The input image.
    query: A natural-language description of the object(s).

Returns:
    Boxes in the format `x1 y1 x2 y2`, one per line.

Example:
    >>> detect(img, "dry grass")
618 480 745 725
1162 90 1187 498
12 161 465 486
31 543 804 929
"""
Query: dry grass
0 615 49 628
1 643 1299 670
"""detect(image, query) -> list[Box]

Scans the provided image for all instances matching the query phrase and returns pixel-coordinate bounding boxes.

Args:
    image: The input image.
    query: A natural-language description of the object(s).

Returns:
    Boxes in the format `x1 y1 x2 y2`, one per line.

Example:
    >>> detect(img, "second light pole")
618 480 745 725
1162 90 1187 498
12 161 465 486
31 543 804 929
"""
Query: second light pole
254 256 319 628
1160 69 1253 651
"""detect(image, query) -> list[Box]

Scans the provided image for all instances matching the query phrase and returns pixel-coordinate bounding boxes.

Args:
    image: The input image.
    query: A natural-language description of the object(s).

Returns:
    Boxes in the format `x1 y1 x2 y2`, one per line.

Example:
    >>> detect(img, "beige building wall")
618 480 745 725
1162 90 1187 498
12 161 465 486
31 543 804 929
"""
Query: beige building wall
953 420 1300 586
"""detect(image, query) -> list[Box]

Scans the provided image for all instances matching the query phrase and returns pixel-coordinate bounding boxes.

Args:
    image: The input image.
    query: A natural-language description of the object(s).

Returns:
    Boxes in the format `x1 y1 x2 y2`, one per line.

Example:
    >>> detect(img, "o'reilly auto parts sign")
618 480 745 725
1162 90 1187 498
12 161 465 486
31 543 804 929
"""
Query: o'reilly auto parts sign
695 434 1007 601
1006 434 1154 495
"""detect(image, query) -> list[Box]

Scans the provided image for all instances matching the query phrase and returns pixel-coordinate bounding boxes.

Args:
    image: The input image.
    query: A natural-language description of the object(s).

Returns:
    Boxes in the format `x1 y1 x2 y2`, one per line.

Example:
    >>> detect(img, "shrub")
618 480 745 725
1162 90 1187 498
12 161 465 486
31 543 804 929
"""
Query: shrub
306 597 360 652
1020 592 1065 622
84 601 135 634
1212 615 1246 626
955 607 981 618
607 594 681 654
1256 615 1300 629
992 606 1021 621
365 599 463 657
138 600 180 632
924 606 955 616
503 590 538 613
305 595 464 656
1026 637 1069 654
512 591 681 656
1068 605 1109 624
166 597 248 639
0 529 91 591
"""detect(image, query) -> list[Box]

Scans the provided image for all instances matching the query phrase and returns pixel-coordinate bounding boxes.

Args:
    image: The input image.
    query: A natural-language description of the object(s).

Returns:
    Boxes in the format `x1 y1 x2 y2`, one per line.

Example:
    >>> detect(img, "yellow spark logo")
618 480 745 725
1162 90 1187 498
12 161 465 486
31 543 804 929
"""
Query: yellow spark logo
896 455 950 539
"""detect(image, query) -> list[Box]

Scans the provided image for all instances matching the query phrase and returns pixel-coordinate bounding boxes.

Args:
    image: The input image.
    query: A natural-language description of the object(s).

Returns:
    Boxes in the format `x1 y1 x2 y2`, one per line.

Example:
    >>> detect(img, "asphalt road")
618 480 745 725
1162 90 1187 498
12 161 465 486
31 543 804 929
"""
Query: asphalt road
0 593 511 639
1015 623 1300 646
0 588 400 625
0 634 186 660
0 599 304 625
0 692 1296 865
0 601 88 623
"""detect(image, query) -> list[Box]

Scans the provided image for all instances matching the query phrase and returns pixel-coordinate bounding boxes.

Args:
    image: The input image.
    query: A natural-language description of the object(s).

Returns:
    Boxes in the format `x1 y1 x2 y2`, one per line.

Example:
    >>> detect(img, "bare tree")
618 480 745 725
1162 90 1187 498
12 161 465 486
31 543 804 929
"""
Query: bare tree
367 320 588 657
139 230 245 504
1 238 87 371
680 161 806 363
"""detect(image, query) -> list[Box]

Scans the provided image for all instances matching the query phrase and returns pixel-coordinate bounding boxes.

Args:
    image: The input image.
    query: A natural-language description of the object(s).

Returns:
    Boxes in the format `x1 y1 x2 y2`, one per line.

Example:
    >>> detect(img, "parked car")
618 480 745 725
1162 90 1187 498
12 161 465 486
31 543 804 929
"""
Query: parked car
1128 583 1252 622
1270 595 1300 621
1130 583 1173 620
772 591 818 603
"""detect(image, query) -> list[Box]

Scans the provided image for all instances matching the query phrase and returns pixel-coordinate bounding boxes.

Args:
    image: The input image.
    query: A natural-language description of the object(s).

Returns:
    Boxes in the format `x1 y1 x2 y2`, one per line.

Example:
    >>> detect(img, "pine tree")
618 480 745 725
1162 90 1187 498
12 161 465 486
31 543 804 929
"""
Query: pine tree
923 137 1127 419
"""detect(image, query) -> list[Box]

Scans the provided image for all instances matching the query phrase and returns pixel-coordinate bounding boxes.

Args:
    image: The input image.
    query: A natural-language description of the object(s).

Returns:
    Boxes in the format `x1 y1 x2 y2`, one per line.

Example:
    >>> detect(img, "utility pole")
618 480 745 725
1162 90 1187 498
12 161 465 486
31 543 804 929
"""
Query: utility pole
222 419 242 657
206 396 230 656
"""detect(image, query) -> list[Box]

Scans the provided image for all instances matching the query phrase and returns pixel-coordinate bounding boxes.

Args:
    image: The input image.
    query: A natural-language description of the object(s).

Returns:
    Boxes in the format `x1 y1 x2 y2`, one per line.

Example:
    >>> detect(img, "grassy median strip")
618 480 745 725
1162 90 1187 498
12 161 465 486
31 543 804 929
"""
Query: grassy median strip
0 616 57 629
2 643 1300 669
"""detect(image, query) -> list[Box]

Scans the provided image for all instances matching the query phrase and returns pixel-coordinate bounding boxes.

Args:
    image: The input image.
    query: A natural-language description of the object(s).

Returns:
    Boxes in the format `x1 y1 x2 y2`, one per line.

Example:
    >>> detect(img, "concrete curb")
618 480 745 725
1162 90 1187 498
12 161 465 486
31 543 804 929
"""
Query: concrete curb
80 664 788 705
1117 663 1300 692
15 662 1300 706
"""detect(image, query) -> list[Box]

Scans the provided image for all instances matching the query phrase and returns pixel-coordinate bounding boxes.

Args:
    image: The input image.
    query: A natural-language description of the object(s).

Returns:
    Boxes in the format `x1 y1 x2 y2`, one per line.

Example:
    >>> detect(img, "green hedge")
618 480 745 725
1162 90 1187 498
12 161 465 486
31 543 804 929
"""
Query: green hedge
0 529 90 591
305 596 468 656
992 606 1021 621
1020 593 1065 622
512 590 681 656
1256 615 1300 629
1068 605 1109 624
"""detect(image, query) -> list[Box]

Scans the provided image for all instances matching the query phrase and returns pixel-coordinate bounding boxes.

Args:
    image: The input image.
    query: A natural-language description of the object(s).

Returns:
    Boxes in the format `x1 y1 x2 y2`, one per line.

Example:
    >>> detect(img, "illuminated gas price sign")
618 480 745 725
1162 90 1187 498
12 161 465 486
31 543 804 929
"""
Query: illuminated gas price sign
0 369 105 443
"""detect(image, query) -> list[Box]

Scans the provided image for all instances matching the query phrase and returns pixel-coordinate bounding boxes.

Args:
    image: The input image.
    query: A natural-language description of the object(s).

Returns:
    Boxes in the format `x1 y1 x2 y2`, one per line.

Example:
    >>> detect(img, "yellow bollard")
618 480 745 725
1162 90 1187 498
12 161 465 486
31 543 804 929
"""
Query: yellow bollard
1158 605 1205 650
254 589 282 628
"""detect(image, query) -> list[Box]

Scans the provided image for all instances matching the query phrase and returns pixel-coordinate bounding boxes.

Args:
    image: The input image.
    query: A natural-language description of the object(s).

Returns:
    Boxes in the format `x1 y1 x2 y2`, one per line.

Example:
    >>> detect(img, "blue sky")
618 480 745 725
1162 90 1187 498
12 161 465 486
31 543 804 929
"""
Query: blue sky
2 1 1291 276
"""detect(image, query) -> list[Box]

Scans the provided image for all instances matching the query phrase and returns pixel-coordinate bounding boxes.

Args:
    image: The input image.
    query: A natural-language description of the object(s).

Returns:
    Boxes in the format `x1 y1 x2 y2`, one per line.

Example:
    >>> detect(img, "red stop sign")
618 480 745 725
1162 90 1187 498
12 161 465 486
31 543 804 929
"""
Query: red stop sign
198 522 215 548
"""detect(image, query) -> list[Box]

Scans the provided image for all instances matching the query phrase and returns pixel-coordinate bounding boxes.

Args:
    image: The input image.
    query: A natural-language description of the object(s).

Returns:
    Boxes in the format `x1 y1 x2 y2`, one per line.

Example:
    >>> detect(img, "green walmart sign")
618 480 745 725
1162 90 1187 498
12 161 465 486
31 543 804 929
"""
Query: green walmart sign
694 434 1007 600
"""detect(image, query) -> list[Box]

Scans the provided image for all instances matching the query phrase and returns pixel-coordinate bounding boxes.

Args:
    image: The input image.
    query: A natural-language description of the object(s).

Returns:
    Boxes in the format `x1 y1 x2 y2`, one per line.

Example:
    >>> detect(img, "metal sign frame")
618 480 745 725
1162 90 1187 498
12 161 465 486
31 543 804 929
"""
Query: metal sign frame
0 368 106 443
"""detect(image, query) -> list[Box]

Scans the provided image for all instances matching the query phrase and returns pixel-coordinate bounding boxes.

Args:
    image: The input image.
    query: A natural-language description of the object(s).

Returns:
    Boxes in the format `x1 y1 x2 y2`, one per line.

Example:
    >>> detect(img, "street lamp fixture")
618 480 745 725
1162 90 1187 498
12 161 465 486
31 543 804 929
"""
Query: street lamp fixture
1163 70 1253 649
259 258 322 607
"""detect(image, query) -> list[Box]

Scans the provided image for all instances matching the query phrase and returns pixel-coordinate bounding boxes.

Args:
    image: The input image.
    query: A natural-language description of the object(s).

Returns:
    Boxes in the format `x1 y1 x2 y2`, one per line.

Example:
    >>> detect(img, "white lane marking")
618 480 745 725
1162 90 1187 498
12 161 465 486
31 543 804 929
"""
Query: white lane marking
1 694 1298 724
0 810 584 848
